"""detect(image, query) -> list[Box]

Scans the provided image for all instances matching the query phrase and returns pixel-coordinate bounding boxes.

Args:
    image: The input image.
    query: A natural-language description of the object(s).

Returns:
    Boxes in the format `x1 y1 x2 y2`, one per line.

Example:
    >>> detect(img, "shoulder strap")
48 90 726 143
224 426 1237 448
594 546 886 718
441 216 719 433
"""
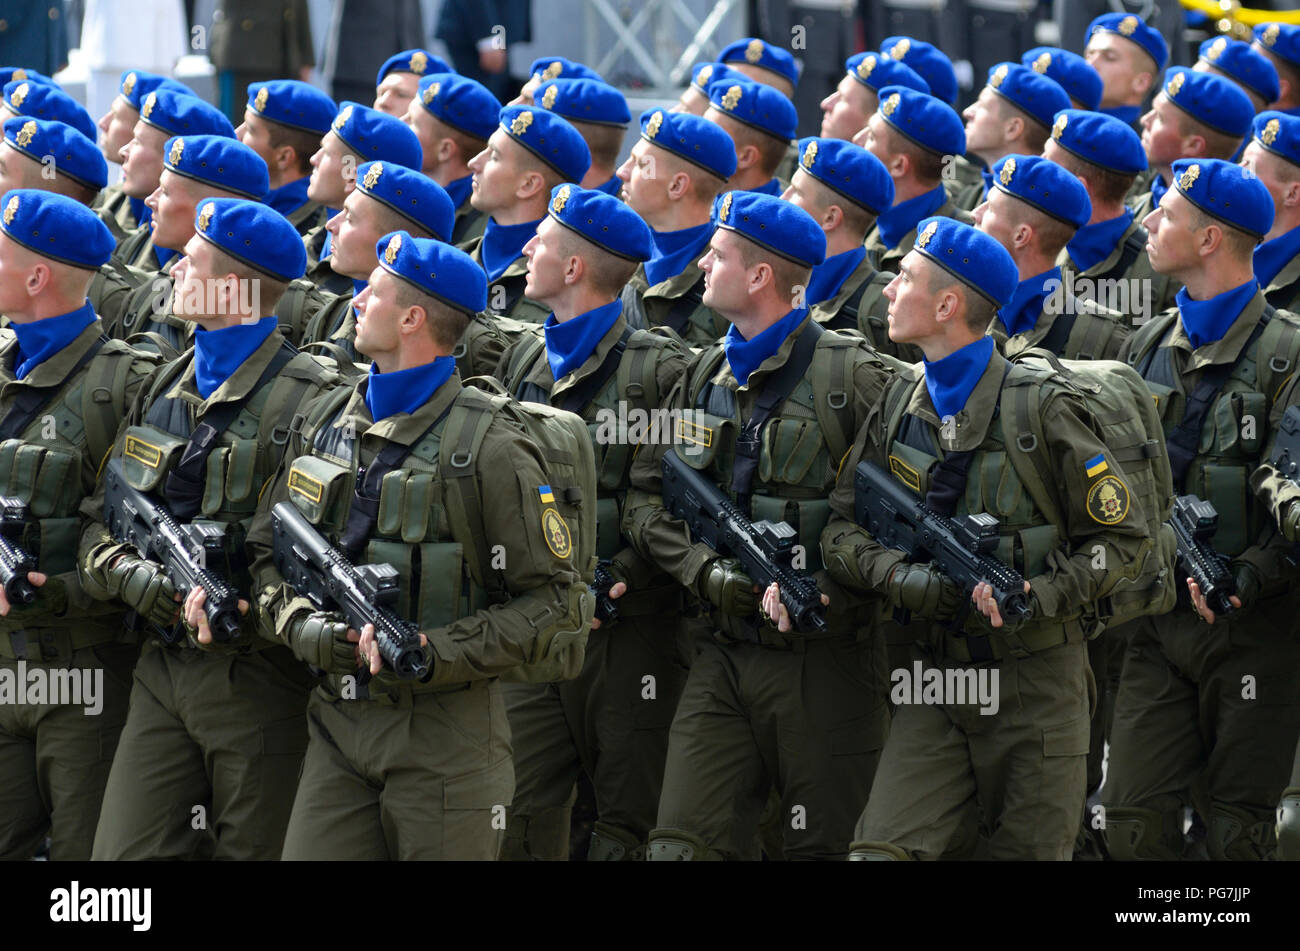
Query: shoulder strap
80 342 143 468
440 388 511 603
1094 228 1145 284
0 335 107 441
619 329 670 416
833 271 874 325
1257 304 1300 403
1267 278 1300 312
1035 309 1078 358
809 334 860 470
662 273 706 336
999 361 1066 529
553 326 633 415
507 330 549 402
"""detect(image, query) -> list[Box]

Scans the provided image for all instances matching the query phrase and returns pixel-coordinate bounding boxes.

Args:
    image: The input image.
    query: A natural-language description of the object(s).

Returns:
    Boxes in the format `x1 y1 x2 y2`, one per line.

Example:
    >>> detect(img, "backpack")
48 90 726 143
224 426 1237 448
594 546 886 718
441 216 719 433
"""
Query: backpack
440 375 598 683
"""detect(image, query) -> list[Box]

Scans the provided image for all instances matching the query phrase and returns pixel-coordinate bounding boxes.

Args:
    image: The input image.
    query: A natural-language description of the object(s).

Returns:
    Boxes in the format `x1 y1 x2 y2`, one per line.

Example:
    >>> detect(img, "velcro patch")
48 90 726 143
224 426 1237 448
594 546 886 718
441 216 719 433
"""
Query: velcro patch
675 418 713 448
889 454 921 493
123 435 162 468
1086 474 1129 525
541 507 572 559
288 467 324 503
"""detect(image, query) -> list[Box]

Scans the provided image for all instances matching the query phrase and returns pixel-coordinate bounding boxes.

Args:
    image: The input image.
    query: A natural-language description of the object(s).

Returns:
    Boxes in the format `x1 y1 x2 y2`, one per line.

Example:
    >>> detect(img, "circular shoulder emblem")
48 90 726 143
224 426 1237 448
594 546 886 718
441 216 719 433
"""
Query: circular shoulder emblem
1086 474 1130 525
542 508 572 558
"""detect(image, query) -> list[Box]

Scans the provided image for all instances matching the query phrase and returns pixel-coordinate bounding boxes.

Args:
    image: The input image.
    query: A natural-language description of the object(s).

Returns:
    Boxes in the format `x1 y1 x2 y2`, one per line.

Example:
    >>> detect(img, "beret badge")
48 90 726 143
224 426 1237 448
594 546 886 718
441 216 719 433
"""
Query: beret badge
1179 163 1200 190
745 39 764 64
990 65 1008 89
254 86 269 112
510 110 533 136
542 61 563 81
169 138 184 165
1119 15 1138 37
1000 157 1016 186
423 81 439 105
917 220 937 249
881 92 900 117
856 56 876 80
1166 72 1184 97
695 65 713 89
645 110 663 139
15 120 35 148
384 233 402 265
1264 24 1280 47
142 92 156 119
334 104 353 131
1032 52 1051 74
1206 37 1227 62
718 191 733 223
363 162 383 189
721 85 742 111
122 72 137 96
410 51 428 74
1263 118 1281 146
1052 113 1068 141
542 84 558 109
3 195 16 226
10 83 28 108
801 140 817 169
197 201 214 233
890 38 911 61
553 184 570 213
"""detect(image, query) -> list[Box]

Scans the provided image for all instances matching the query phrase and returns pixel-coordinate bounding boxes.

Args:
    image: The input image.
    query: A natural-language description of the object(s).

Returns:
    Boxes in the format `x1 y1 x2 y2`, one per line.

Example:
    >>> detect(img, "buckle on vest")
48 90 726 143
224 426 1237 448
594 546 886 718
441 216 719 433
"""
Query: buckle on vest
1270 356 1291 374
827 391 848 410
1016 433 1037 452
449 449 472 469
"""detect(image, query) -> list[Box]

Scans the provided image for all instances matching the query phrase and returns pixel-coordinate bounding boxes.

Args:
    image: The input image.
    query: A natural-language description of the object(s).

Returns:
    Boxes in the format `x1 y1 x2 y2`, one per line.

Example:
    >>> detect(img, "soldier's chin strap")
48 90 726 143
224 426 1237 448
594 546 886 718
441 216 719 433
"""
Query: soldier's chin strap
0 335 106 440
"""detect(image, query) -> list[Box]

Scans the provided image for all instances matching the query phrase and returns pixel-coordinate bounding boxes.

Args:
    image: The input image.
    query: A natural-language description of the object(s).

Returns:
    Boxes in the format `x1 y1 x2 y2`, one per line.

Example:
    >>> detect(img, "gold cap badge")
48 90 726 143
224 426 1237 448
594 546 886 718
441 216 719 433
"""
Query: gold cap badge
718 191 733 223
1052 113 1068 141
890 38 911 61
1264 24 1280 47
856 56 876 81
1179 163 1200 191
122 72 136 96
12 69 25 82
423 81 440 105
645 110 663 140
1000 157 1016 186
410 51 427 74
745 39 764 64
990 64 1008 89
510 109 533 136
363 162 382 189
1118 15 1138 36
333 104 353 131
696 65 714 89
10 83 28 108
14 120 35 148
3 195 17 226
142 92 156 119
1206 37 1226 62
542 84 558 109
721 85 742 111
542 61 563 81
917 220 938 249
1263 118 1281 146
197 201 214 233
168 138 184 166
254 86 269 112
384 233 402 264
1032 52 1051 74
881 92 900 117
1166 72 1184 97
553 184 570 213
801 140 817 169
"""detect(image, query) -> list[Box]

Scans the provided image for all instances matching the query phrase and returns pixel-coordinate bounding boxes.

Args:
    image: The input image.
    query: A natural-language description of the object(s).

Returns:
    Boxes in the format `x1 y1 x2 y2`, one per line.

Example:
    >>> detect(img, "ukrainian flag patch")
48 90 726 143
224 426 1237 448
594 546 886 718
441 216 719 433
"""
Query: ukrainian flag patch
538 485 555 504
1085 453 1108 478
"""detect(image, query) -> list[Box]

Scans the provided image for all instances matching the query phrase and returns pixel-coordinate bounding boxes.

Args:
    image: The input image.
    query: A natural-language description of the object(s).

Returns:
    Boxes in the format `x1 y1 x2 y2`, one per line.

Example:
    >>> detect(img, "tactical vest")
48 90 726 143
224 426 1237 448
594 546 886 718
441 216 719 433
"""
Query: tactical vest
622 273 727 348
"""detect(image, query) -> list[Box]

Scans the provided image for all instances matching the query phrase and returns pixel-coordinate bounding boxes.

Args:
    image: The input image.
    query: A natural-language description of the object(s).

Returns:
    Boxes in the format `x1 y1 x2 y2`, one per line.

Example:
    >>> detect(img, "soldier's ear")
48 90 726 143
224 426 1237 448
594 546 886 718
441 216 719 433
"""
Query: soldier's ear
1132 69 1155 99
516 168 546 201
1285 178 1300 210
736 143 761 171
1003 113 1025 145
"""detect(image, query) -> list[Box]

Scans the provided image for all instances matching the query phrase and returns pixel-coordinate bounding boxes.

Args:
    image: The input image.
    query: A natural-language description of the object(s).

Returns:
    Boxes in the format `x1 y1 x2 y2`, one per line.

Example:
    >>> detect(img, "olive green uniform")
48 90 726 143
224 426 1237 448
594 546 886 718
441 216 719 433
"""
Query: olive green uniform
809 253 921 362
247 373 592 860
864 197 974 274
990 291 1130 361
942 154 985 209
464 234 550 326
94 185 144 250
301 223 353 296
453 198 487 249
624 314 895 860
823 350 1150 859
111 222 170 274
81 329 344 860
1263 242 1300 312
0 322 158 860
621 258 726 349
494 315 692 860
1056 215 1181 318
1105 290 1300 860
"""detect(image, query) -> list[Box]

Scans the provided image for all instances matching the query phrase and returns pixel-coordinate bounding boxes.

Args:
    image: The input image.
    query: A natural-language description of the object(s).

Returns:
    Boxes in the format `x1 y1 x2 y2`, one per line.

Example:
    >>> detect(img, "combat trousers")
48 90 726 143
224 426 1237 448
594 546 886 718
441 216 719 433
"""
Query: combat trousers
281 679 513 860
500 614 690 860
0 643 135 860
1104 594 1300 860
91 642 311 860
650 633 889 861
854 639 1092 860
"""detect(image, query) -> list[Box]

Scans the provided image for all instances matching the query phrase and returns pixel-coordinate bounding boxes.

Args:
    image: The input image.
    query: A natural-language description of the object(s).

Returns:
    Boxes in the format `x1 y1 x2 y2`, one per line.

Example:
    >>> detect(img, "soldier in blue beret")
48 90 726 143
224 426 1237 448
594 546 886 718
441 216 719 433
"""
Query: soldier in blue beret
301 102 423 295
819 53 929 145
1243 112 1300 309
464 105 590 326
0 189 160 861
1084 13 1168 129
1195 36 1280 114
235 80 336 239
534 78 629 196
782 137 914 360
0 67 55 89
1020 47 1102 112
954 64 1072 214
676 62 737 117
1132 69 1255 221
621 190 895 861
515 56 604 107
405 73 500 246
616 108 735 346
704 79 795 197
856 85 970 274
494 184 690 861
1107 158 1300 862
83 196 344 861
880 36 957 105
1 80 95 143
1253 23 1300 116
718 37 799 98
374 49 452 119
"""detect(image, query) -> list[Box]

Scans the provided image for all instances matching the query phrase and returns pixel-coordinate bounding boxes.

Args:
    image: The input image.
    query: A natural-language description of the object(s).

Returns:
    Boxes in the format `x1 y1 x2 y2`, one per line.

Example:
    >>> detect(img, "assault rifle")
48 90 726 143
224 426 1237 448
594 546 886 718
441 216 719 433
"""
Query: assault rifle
0 497 36 605
1170 494 1236 615
591 559 619 627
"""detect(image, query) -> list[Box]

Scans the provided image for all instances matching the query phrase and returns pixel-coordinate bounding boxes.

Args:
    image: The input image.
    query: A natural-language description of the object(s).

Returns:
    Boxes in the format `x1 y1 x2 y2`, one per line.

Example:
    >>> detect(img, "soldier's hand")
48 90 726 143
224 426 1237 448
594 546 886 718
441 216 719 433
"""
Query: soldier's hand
354 622 428 676
589 581 626 631
761 582 830 634
889 562 961 619
0 571 44 617
971 580 1031 629
107 554 181 628
183 586 250 646
288 609 354 672
699 558 760 617
1187 578 1241 625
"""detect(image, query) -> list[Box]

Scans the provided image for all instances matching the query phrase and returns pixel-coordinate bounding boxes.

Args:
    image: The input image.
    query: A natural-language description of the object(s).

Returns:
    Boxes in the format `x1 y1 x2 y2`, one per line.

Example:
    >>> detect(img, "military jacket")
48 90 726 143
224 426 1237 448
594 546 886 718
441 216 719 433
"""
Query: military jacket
465 234 549 325
809 252 921 362
1264 244 1300 312
1055 214 1181 316
95 184 141 247
621 258 726 348
302 223 353 296
990 292 1130 361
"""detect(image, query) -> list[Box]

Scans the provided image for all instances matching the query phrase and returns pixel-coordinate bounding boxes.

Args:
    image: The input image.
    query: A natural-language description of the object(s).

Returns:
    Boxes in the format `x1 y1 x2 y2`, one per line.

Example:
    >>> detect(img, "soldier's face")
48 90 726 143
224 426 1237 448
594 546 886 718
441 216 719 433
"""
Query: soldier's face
236 110 275 170
511 75 541 107
858 113 894 174
884 252 940 344
1085 32 1146 109
147 170 204 251
352 266 403 359
963 85 1010 157
781 171 830 234
468 129 523 216
522 215 572 304
698 228 750 317
403 102 443 176
326 191 386 280
0 235 40 316
676 86 710 116
120 120 169 199
1142 189 1200 276
616 140 666 219
972 187 1019 256
1139 95 1189 169
820 74 875 142
99 96 137 164
374 73 419 117
1241 141 1296 220
169 234 241 323
0 144 41 192
307 131 354 207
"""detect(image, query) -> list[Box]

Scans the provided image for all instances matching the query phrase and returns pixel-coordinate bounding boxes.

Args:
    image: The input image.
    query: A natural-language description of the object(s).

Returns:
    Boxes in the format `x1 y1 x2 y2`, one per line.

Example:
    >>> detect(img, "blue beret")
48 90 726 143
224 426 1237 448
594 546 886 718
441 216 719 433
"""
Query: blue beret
3 117 107 190
163 135 268 201
912 216 1018 307
795 137 893 216
983 62 1072 130
535 78 630 127
1199 37 1280 104
1020 47 1102 111
1255 23 1300 69
547 183 652 261
376 49 452 87
718 38 799 88
497 105 591 183
375 230 487 315
1087 13 1168 70
416 73 499 142
328 102 422 170
690 62 738 94
1160 67 1253 139
529 57 603 85
880 36 957 104
355 160 455 242
639 108 735 180
876 84 965 157
712 190 826 267
193 197 306 282
1253 111 1300 170
246 80 336 135
138 89 235 139
3 81 96 142
0 188 114 270
1169 158 1273 238
0 68 54 89
989 154 1091 229
706 78 796 142
1048 109 1146 176
845 52 929 97
118 70 192 111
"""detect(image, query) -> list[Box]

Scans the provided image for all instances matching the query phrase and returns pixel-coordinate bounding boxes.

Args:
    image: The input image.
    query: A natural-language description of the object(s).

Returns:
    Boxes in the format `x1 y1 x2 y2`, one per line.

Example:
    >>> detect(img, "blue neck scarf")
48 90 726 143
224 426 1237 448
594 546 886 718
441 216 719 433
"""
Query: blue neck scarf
319 207 340 260
592 174 621 196
645 221 713 288
1150 172 1169 209
364 355 456 420
1176 278 1259 349
193 316 278 399
998 267 1061 338
807 246 866 305
544 298 622 382
750 178 783 197
1101 104 1141 127
481 216 541 282
1067 209 1134 273
924 335 994 420
445 173 473 211
155 245 178 271
724 307 808 386
129 197 150 229
10 301 97 380
1255 224 1300 288
876 184 947 251
266 177 311 218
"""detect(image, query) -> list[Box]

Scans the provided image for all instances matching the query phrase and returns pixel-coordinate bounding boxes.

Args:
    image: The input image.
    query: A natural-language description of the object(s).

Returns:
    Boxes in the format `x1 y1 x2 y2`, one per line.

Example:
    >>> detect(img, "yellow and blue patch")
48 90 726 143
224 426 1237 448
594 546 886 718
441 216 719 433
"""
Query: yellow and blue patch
1084 453 1109 478
538 485 555 504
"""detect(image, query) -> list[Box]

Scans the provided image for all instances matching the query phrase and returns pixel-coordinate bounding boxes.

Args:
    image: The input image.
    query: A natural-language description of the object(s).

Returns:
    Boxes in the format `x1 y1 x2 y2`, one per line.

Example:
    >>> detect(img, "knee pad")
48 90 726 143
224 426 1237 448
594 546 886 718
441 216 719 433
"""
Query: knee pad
497 807 572 862
646 828 721 861
846 841 911 861
588 822 643 862
1208 802 1275 861
1102 804 1183 861
1277 790 1300 861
